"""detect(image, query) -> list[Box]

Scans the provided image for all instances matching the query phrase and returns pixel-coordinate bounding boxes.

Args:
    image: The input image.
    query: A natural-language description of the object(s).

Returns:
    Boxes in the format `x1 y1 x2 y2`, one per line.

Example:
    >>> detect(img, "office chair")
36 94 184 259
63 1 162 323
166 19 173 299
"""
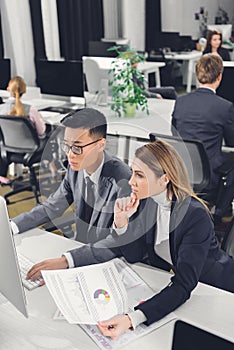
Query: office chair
221 217 234 259
0 116 47 204
149 133 210 193
150 134 234 229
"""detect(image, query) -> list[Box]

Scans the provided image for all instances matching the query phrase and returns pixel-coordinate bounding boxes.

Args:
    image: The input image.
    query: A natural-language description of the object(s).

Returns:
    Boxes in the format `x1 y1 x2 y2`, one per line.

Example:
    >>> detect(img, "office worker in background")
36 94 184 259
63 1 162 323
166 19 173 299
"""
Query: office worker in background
11 108 131 243
171 54 234 225
0 76 57 185
203 30 231 61
26 140 234 339
132 63 177 100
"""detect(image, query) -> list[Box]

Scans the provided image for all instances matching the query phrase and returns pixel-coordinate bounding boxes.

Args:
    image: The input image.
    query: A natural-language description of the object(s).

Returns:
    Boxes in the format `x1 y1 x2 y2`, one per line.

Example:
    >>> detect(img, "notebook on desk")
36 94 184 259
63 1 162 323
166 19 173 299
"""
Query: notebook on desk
172 320 234 350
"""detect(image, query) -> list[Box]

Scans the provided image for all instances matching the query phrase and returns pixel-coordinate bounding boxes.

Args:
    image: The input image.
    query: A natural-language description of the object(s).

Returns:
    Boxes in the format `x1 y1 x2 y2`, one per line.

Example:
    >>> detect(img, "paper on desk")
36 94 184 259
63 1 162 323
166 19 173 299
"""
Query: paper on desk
42 260 128 324
81 313 176 350
82 259 176 350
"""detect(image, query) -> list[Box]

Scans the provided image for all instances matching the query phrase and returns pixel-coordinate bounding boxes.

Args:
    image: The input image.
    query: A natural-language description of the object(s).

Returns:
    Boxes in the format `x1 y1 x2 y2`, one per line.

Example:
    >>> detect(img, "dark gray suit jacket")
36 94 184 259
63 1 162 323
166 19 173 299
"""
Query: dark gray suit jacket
13 152 131 243
171 88 234 189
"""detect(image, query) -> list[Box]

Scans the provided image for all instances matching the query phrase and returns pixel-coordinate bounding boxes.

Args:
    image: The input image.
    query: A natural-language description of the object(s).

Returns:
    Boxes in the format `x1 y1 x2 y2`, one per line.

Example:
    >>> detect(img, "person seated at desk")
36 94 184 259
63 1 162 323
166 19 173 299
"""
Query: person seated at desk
171 54 234 225
203 29 231 61
26 140 234 339
132 62 177 100
0 76 57 185
11 108 131 243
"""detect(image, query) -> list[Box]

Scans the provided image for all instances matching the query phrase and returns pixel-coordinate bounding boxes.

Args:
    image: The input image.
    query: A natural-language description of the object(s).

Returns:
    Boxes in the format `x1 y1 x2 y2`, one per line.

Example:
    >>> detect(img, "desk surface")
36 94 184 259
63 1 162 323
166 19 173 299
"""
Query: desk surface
0 228 233 349
82 56 165 71
165 50 202 61
36 95 175 138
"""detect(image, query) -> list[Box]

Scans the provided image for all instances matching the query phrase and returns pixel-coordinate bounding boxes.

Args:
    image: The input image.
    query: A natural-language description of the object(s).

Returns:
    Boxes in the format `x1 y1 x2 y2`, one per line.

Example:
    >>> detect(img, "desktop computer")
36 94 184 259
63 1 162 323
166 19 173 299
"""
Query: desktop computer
0 196 28 317
35 59 85 99
0 196 41 318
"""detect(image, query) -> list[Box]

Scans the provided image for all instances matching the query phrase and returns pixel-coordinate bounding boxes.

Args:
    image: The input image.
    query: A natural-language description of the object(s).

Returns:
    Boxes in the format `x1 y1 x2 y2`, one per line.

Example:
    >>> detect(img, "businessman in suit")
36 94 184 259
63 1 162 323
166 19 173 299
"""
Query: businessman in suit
11 108 131 243
171 54 234 225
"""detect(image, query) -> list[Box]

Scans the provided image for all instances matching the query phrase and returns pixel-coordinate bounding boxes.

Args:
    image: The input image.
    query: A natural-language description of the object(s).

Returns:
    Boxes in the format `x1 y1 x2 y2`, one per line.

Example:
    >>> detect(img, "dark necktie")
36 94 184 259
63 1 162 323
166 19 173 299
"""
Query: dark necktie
83 177 95 223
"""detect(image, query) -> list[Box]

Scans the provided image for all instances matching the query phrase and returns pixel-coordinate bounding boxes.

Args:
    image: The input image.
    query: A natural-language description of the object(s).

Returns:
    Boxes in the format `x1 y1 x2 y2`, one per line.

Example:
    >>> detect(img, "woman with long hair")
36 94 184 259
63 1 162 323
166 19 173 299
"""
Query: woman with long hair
25 140 234 339
0 76 57 184
95 140 234 339
203 30 230 61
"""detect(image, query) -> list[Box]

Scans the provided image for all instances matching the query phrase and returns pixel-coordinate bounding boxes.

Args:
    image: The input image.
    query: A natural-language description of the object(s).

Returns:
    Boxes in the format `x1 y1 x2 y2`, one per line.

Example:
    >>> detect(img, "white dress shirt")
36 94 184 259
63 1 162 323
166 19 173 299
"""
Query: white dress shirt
118 190 172 329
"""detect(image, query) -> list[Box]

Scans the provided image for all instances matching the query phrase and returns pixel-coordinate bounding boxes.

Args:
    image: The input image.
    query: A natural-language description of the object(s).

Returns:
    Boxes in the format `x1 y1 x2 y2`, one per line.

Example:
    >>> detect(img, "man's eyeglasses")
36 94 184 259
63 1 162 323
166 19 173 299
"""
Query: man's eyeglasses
60 139 102 155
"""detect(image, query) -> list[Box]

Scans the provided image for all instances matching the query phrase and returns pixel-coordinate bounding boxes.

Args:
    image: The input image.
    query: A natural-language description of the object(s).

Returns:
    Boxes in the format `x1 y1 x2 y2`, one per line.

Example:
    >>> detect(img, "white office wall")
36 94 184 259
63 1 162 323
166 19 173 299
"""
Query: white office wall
121 0 145 51
41 0 62 60
0 0 36 85
161 0 234 39
103 0 121 39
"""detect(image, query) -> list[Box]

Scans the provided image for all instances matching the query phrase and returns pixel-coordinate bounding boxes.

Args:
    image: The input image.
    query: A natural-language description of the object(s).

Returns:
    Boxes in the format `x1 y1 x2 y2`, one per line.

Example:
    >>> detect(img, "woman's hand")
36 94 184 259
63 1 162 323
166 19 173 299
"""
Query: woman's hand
26 256 69 286
114 194 140 228
97 314 132 340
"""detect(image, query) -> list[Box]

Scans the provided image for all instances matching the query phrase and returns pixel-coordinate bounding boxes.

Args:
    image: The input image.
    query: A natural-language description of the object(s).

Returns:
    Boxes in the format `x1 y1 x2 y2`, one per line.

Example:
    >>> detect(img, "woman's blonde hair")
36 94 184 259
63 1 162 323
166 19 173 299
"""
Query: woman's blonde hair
135 139 209 210
8 76 26 116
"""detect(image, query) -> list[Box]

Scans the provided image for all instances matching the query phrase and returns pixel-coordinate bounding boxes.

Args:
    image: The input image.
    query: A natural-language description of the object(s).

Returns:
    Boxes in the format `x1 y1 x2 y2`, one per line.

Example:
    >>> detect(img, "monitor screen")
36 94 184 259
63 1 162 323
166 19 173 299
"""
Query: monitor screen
0 196 28 317
35 60 84 98
0 59 11 90
207 24 232 42
157 32 181 52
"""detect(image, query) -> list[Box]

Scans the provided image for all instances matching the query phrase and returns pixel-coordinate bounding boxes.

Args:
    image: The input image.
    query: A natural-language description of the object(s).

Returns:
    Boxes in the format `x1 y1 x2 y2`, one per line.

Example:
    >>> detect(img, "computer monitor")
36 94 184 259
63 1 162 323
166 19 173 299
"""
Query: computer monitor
216 66 234 103
207 24 232 42
172 320 234 350
0 196 28 317
35 59 84 98
88 41 126 58
0 59 11 90
157 32 181 52
89 41 117 57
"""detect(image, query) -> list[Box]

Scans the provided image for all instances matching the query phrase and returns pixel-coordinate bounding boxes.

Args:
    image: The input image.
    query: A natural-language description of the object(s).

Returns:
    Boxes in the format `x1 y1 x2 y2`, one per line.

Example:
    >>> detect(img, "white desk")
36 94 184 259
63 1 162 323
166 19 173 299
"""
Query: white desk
165 50 202 93
38 96 175 138
0 228 233 349
85 95 175 138
82 56 165 87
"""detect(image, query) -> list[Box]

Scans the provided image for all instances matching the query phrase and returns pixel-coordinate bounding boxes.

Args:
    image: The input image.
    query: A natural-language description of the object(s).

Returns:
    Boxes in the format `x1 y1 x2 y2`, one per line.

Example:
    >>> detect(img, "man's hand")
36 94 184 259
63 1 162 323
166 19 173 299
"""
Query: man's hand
97 314 132 340
114 193 139 228
26 256 69 286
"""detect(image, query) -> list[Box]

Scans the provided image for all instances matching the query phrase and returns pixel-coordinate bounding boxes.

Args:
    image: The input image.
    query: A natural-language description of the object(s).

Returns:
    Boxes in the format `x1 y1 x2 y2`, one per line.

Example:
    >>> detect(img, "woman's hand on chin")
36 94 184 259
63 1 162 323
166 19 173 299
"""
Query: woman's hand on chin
114 193 139 228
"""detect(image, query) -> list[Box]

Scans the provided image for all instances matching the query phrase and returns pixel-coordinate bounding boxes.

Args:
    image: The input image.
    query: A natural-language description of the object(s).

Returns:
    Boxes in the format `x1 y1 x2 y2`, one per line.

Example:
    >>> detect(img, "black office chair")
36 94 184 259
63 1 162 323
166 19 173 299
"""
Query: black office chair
149 133 210 194
221 218 234 259
0 116 47 204
149 133 234 235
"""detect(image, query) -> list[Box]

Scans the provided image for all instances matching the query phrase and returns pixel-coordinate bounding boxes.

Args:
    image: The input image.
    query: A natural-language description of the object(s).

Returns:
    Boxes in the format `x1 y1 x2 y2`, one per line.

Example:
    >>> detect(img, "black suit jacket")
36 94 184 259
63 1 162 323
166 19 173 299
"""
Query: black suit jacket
203 47 231 61
171 88 234 188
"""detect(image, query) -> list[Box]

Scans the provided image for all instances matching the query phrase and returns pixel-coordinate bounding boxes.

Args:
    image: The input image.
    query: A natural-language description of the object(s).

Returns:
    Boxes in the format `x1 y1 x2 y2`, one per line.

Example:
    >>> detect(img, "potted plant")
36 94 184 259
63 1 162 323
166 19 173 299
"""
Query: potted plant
108 45 149 117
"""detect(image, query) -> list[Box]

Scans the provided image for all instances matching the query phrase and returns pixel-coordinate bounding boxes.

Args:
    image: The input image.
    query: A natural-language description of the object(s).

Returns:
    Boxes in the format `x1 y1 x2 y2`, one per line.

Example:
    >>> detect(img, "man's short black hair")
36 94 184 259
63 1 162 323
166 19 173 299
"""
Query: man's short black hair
61 108 107 139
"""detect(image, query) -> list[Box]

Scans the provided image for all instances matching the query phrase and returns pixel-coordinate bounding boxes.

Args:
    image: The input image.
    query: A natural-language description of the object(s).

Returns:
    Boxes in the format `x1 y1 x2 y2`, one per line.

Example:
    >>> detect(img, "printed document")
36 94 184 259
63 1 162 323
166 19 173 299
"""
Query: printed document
42 259 128 324
43 259 176 349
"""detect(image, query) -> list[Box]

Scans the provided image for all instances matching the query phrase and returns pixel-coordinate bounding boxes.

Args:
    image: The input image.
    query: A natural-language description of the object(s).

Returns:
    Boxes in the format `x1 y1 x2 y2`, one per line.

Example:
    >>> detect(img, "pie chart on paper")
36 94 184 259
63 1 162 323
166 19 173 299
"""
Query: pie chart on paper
93 289 111 304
